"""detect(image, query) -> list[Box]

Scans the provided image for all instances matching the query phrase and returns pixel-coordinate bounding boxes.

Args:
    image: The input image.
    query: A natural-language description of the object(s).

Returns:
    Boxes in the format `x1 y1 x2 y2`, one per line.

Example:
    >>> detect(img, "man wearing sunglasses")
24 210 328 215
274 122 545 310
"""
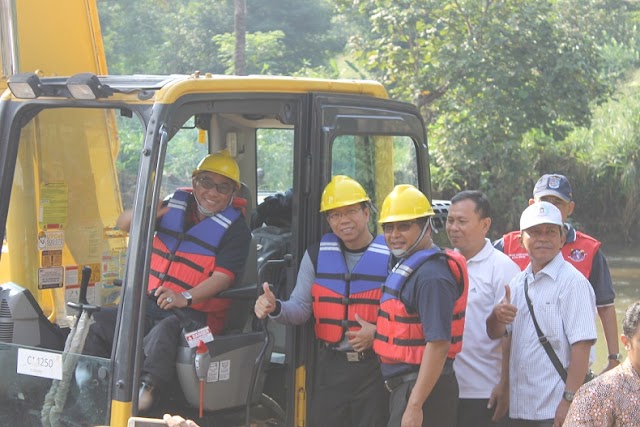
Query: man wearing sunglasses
255 175 390 427
84 150 251 412
373 184 469 427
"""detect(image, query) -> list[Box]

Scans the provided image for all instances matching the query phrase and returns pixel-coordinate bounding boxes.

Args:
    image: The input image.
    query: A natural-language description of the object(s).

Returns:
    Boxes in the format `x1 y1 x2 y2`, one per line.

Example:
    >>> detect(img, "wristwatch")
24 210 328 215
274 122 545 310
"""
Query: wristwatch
608 353 622 362
562 390 575 402
182 291 193 307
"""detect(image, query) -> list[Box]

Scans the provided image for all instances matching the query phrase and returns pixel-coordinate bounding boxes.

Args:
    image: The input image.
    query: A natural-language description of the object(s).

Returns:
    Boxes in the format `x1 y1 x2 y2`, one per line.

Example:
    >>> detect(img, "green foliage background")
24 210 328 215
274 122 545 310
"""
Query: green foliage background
99 0 640 243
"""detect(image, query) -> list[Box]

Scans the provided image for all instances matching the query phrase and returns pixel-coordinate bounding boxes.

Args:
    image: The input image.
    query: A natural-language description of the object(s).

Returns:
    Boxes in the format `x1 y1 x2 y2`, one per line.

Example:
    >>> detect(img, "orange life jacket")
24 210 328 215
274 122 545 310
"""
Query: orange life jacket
373 248 468 364
148 189 243 334
311 234 390 344
502 229 600 278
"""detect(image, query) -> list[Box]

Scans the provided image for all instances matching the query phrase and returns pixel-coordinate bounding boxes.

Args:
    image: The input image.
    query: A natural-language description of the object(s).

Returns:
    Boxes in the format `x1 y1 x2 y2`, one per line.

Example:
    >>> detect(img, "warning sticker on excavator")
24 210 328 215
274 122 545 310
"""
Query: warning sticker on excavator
208 361 219 382
41 250 63 267
39 183 68 230
206 360 230 382
38 267 64 289
184 327 214 348
219 360 230 381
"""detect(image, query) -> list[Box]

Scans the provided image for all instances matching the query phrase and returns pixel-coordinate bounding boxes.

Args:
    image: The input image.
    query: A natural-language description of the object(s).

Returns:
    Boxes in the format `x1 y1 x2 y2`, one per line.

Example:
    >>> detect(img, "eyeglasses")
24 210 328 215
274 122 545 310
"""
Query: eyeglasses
326 207 363 222
195 177 234 195
382 221 416 234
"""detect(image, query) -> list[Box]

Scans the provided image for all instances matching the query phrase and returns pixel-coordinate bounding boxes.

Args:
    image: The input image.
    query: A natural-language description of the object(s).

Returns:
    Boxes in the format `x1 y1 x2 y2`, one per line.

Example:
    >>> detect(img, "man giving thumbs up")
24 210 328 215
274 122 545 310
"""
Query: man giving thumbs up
254 176 390 427
486 202 597 427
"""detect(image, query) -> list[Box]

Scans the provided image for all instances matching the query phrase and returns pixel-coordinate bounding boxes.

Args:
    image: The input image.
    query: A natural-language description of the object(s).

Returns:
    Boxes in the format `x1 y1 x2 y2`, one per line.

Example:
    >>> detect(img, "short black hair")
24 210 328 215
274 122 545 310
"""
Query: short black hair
450 190 491 219
623 301 640 338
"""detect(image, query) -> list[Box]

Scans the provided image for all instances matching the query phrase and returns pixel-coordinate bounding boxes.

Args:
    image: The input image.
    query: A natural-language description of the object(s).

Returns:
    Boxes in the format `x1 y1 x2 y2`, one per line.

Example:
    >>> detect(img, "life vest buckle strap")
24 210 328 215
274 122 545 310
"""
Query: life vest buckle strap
452 310 465 320
319 343 375 363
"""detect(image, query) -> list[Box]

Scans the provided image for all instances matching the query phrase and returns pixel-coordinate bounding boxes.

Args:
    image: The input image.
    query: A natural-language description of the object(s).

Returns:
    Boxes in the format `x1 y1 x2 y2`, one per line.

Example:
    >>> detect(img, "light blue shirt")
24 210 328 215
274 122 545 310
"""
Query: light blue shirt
507 251 597 420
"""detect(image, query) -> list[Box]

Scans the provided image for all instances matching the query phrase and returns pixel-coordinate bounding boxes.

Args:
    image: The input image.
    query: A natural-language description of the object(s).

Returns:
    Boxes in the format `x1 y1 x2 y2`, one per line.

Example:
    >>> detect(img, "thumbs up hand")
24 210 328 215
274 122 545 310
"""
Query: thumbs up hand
493 284 517 325
345 313 376 352
254 282 277 319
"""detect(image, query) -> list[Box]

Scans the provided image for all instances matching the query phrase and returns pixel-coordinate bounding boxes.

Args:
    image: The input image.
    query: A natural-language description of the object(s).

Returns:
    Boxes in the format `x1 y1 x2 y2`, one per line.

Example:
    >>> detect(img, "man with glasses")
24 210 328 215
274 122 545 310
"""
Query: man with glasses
254 175 390 427
83 150 251 412
486 202 597 427
494 174 619 373
373 184 469 427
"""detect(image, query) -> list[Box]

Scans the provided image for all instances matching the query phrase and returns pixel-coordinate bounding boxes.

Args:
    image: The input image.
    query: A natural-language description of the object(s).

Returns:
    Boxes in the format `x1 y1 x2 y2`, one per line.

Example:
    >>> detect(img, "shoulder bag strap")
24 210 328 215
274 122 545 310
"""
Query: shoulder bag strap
524 278 568 382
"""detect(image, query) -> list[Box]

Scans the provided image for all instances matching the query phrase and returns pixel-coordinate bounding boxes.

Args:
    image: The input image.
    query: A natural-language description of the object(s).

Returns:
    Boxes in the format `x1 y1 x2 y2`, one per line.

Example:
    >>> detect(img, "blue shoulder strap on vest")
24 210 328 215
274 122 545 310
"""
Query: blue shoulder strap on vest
381 247 440 302
156 190 242 255
156 190 190 253
315 233 390 295
180 205 242 255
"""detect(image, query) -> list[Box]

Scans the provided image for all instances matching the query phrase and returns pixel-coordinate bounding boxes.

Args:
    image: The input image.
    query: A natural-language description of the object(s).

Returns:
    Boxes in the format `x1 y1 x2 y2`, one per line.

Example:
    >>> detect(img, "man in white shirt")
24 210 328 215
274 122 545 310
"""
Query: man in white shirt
486 202 597 427
446 191 520 427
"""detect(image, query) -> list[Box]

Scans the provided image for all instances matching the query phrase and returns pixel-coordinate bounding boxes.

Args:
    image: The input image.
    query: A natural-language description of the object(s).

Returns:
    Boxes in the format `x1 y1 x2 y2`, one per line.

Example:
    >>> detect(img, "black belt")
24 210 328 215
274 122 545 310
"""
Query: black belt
384 371 419 393
319 344 376 362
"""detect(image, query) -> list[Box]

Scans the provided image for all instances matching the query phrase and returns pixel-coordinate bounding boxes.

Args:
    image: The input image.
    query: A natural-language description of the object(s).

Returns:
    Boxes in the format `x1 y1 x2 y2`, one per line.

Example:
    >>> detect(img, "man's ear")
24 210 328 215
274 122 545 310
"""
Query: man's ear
528 198 535 206
567 201 575 216
362 204 371 221
481 217 492 233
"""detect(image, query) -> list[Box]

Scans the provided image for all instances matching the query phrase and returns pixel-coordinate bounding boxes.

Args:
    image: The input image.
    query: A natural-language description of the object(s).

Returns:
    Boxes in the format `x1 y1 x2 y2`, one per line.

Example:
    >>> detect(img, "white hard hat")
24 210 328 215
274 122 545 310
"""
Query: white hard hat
520 201 563 231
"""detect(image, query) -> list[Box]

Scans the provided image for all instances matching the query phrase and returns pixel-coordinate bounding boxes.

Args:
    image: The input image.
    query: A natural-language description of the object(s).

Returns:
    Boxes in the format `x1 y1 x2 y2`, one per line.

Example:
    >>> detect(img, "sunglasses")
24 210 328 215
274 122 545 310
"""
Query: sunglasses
195 177 234 195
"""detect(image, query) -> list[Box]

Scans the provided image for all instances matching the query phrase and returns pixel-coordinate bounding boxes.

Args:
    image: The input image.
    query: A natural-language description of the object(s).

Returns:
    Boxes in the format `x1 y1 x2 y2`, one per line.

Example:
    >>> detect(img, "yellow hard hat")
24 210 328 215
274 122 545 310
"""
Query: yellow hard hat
378 184 434 223
319 175 370 212
193 150 240 187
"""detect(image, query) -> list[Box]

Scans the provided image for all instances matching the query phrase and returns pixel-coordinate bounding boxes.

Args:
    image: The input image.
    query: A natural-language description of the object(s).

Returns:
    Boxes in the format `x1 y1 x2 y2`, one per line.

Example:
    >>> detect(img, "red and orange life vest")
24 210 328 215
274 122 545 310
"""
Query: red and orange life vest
502 229 600 278
374 248 468 364
148 189 243 334
311 234 390 344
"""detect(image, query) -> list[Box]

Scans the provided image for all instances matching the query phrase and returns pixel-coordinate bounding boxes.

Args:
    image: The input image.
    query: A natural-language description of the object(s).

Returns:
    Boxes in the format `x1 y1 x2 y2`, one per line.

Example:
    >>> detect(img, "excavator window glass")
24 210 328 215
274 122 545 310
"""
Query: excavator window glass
256 128 293 204
331 134 418 209
116 119 208 210
0 106 147 426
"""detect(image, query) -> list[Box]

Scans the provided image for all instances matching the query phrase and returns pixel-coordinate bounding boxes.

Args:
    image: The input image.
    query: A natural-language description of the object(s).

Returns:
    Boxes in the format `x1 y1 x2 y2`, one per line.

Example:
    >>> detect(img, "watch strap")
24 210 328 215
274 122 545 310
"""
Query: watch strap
182 291 193 306
562 390 575 402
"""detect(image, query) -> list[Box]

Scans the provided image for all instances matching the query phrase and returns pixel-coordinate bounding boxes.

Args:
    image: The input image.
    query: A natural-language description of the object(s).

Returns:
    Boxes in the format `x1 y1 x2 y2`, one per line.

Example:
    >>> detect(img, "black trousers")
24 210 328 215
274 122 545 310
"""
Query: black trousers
457 398 508 427
82 301 207 386
387 371 458 427
309 345 389 427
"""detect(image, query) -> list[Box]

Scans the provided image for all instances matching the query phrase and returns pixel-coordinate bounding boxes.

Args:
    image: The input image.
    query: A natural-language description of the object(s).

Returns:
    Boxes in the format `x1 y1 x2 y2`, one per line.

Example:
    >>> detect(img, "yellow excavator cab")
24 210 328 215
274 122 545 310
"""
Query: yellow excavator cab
0 2 434 427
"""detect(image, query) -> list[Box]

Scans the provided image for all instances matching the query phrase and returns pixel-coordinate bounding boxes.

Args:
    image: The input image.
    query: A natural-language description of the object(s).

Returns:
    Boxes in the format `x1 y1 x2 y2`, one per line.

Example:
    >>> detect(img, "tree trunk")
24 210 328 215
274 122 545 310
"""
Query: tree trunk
234 0 246 76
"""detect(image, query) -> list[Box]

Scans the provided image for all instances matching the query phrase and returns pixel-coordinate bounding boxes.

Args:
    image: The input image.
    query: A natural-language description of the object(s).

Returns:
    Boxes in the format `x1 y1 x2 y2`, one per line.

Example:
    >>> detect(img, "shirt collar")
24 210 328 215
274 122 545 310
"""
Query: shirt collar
465 238 493 263
525 251 565 282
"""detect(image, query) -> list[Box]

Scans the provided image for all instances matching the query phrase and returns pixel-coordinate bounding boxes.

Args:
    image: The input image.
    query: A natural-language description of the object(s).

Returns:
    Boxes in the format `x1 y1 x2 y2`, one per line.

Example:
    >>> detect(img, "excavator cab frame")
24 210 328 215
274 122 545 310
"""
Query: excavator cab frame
0 73 433 427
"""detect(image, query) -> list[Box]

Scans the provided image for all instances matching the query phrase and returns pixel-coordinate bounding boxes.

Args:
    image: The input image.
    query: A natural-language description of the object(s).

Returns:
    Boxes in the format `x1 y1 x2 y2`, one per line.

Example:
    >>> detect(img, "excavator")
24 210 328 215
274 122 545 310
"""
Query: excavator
0 1 448 426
